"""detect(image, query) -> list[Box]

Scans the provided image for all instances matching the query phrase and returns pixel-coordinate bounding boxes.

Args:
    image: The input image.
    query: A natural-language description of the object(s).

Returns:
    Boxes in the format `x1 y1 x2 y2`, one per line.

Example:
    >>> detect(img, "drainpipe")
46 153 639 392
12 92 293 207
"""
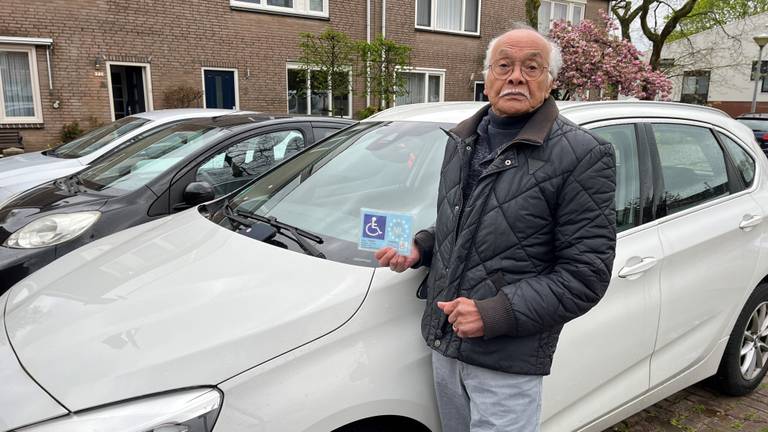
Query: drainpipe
366 0 371 109
382 0 386 38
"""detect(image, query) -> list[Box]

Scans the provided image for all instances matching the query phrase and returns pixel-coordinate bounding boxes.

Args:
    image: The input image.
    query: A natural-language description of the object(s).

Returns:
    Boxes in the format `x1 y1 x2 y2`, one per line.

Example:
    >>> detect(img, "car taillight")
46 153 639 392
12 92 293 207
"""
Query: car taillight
762 132 768 142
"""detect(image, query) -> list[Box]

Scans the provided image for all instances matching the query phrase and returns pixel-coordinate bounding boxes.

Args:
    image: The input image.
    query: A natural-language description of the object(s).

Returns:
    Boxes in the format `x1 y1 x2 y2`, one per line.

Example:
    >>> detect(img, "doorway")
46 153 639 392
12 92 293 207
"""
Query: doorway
202 68 238 109
108 63 152 120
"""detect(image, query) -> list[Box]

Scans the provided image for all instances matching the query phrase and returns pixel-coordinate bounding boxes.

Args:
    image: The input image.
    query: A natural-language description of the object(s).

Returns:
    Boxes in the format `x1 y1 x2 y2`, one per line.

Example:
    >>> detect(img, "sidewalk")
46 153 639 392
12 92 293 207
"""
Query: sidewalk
606 377 768 431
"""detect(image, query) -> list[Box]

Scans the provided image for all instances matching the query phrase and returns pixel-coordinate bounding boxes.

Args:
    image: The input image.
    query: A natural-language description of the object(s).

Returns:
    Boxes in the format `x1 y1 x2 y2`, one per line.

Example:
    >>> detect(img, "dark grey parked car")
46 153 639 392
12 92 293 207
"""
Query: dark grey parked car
0 114 354 292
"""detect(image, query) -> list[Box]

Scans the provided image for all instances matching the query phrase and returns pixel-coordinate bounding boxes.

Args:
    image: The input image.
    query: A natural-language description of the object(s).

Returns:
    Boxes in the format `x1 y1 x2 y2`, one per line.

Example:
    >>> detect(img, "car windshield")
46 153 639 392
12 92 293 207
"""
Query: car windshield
738 119 768 131
78 121 230 193
48 116 150 158
224 121 452 267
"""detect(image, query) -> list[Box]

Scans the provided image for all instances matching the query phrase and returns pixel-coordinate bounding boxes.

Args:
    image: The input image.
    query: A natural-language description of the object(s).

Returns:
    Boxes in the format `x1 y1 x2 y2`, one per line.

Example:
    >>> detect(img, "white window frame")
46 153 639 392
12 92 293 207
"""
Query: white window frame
394 67 446 106
106 61 154 121
285 63 353 118
414 0 482 36
539 0 586 32
0 44 44 124
201 67 240 110
230 0 329 18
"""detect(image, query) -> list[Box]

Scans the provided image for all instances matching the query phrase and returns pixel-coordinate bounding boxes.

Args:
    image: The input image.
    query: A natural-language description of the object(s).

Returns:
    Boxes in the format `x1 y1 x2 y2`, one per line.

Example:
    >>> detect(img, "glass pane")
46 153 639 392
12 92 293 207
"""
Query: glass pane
229 121 452 266
538 1 551 33
718 132 755 187
592 124 641 232
266 0 293 7
0 51 35 117
464 0 479 32
331 70 350 117
434 0 462 31
287 69 308 115
417 0 431 26
50 116 150 158
571 4 583 25
198 130 305 197
79 123 229 193
310 70 330 116
653 124 729 214
309 0 323 11
396 72 425 105
428 75 441 102
553 2 568 22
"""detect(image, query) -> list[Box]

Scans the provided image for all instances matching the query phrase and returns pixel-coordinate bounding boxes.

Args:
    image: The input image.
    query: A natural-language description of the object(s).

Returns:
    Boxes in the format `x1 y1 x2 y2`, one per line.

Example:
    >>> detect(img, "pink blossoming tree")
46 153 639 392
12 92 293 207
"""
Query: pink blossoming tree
548 13 672 101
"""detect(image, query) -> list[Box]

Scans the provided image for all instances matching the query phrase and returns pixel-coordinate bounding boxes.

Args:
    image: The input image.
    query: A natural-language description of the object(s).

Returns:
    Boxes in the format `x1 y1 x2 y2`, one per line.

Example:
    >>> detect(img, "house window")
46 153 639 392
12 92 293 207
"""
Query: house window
395 69 445 106
415 0 481 35
286 65 351 117
538 0 585 33
473 81 488 101
0 45 43 123
680 70 710 105
230 0 328 17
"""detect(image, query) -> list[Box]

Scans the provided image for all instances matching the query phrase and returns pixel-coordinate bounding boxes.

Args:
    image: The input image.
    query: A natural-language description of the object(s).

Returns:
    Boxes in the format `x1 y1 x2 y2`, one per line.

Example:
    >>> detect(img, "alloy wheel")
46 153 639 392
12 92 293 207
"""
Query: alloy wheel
740 301 768 380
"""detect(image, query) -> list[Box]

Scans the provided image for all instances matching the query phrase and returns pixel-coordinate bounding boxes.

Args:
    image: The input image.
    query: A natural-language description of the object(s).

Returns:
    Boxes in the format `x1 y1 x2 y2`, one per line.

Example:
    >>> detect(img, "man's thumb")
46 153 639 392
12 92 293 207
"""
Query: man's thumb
437 300 456 314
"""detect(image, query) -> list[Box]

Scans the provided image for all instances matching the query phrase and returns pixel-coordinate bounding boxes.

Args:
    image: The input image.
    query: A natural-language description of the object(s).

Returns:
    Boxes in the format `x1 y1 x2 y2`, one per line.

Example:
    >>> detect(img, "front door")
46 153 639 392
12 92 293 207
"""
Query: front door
204 69 237 109
110 65 147 119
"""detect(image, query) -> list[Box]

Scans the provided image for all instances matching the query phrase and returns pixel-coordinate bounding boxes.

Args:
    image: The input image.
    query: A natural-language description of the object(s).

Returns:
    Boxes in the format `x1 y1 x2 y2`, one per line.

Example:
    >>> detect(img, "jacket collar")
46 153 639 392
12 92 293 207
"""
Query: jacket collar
449 96 560 146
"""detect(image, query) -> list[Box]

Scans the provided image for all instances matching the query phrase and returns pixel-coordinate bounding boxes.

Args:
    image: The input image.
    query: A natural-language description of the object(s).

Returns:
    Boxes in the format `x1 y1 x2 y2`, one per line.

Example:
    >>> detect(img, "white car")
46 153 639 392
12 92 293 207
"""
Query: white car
0 109 244 207
1 101 766 432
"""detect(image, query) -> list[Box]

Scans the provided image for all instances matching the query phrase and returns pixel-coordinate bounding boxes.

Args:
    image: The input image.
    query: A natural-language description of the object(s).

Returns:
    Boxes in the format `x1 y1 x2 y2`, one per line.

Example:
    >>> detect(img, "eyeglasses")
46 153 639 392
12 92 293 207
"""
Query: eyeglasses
489 59 549 80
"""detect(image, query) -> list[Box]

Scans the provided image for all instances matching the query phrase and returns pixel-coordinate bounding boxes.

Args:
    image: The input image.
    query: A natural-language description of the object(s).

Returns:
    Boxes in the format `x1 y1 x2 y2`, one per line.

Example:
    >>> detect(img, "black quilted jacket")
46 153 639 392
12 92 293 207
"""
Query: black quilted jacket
414 97 617 375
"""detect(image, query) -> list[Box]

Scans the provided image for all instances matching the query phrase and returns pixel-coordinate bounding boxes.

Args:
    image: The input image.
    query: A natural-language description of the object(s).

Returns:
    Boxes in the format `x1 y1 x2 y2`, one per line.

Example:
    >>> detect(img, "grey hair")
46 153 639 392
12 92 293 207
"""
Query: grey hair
482 23 562 82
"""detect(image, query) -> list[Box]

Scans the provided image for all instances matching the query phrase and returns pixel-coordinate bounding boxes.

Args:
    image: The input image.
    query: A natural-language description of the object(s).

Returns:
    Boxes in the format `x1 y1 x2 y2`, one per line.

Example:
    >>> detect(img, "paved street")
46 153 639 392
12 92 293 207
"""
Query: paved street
606 377 768 431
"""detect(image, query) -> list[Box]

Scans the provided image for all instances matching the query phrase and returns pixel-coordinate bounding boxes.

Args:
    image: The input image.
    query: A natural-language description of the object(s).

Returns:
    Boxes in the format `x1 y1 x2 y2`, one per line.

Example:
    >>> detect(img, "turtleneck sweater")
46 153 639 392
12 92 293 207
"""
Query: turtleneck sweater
463 108 536 204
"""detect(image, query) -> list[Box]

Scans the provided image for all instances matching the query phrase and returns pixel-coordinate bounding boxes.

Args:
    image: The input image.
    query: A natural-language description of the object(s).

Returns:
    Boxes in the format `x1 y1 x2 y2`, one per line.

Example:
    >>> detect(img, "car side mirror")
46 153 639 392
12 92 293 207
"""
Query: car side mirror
184 181 215 206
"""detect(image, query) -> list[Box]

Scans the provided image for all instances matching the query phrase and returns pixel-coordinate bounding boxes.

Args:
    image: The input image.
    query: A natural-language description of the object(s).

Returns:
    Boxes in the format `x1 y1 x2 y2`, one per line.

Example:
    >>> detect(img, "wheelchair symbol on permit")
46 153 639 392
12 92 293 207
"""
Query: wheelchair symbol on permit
359 208 413 255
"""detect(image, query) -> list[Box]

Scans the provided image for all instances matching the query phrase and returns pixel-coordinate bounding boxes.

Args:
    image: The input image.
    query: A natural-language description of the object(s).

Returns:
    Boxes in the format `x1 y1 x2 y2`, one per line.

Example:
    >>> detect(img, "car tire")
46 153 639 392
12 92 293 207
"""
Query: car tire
714 282 768 396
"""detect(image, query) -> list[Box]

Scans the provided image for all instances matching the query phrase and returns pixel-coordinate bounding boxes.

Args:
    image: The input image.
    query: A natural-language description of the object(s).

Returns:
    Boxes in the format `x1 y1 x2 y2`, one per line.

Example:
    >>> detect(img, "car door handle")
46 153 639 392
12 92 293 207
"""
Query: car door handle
739 214 764 231
618 257 659 279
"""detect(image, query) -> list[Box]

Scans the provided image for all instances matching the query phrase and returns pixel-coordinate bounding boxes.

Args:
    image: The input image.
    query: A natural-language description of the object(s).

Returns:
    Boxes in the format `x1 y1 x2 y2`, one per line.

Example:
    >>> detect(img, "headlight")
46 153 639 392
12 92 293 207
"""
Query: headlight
17 388 222 432
4 211 101 249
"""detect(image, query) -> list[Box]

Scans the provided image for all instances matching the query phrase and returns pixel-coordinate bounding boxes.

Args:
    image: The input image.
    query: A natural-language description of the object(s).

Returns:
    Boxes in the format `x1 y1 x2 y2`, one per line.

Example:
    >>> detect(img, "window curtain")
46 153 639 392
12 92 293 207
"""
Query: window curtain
267 0 293 7
571 4 583 25
428 76 440 102
435 0 462 31
0 51 34 118
538 1 551 33
552 2 568 22
396 73 425 105
417 0 431 26
464 0 478 32
309 0 323 11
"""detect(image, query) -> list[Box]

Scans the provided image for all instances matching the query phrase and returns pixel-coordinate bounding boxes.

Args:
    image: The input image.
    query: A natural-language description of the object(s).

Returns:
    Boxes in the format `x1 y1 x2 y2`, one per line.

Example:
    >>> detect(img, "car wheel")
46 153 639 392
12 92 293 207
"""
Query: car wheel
715 282 768 396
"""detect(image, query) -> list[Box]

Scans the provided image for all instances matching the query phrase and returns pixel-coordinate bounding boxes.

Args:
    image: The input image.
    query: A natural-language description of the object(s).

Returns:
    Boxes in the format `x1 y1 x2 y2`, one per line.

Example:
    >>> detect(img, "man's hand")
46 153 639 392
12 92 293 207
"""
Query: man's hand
437 298 485 338
374 244 420 273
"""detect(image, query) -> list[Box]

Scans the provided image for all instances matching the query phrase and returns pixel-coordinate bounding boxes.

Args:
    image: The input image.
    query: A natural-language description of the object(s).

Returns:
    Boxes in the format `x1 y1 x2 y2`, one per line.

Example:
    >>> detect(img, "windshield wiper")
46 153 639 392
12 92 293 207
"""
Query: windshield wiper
224 204 326 259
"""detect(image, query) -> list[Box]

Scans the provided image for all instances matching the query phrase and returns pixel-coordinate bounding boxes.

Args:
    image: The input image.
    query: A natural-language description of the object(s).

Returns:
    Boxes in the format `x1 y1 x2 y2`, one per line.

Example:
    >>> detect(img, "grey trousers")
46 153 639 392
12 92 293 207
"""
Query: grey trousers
431 351 543 432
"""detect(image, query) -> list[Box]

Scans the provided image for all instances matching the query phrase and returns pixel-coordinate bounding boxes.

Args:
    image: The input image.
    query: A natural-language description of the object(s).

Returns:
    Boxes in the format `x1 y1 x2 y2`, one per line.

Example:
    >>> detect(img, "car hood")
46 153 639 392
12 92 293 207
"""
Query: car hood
0 291 67 431
4 209 373 412
0 152 81 182
0 156 85 206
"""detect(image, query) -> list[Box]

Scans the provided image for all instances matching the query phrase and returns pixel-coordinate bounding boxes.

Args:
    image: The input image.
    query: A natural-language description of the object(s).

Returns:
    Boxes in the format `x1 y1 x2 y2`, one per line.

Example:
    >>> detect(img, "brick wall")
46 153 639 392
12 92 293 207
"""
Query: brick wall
1 0 532 151
585 0 609 23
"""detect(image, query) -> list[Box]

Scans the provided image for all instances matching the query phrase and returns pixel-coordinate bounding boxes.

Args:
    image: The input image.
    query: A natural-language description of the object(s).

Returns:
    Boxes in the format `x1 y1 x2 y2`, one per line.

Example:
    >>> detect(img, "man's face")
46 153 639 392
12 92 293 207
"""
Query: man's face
484 30 554 117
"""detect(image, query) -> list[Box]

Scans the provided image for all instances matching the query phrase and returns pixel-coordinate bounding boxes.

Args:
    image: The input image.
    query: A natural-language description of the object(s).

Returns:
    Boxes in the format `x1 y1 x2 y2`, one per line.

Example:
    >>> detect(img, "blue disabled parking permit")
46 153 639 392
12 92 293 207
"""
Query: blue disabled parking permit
359 208 413 255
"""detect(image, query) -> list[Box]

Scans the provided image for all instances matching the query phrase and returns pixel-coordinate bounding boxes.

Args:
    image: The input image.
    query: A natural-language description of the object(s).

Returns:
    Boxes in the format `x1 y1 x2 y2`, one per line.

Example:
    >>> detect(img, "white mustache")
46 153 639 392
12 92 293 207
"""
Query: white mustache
500 89 530 99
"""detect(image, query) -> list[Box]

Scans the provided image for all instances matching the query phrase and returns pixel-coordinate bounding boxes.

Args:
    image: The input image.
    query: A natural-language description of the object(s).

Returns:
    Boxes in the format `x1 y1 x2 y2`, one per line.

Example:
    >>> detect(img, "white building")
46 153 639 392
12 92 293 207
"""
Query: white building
660 12 768 117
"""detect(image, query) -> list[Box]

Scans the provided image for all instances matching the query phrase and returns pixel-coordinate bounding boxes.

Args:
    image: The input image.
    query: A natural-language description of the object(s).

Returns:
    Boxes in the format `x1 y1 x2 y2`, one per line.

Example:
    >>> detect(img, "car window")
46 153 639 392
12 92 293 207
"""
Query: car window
652 123 729 215
313 127 341 141
196 129 305 197
737 119 768 131
49 116 150 158
591 124 640 233
79 122 230 193
227 121 450 266
718 132 755 188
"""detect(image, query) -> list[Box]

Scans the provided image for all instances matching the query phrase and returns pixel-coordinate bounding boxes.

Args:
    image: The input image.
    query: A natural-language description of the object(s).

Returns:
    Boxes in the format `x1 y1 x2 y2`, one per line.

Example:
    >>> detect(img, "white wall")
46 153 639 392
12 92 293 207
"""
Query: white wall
661 12 768 102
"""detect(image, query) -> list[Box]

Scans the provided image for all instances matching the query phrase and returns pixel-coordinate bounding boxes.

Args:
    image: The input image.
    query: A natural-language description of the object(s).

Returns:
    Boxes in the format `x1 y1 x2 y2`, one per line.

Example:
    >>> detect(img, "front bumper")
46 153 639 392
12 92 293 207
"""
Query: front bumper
0 291 68 431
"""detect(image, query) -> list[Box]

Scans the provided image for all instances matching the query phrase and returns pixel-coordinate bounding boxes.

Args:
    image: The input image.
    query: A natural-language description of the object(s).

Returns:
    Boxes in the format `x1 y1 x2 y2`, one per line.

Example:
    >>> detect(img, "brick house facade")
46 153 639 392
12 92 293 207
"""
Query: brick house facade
1 0 608 152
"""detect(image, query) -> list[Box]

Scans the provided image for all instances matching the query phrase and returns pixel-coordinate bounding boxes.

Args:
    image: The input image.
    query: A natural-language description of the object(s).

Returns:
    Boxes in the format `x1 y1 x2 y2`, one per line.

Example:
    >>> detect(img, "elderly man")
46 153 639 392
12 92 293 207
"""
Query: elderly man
375 24 617 431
